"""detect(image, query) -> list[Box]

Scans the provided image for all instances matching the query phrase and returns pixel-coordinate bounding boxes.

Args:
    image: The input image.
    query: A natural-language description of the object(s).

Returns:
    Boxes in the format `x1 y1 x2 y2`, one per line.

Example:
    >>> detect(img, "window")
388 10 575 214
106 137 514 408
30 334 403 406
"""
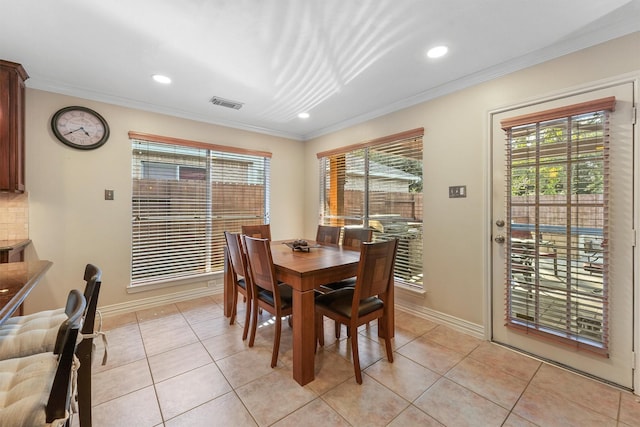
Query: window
502 97 614 353
130 132 271 287
317 128 423 288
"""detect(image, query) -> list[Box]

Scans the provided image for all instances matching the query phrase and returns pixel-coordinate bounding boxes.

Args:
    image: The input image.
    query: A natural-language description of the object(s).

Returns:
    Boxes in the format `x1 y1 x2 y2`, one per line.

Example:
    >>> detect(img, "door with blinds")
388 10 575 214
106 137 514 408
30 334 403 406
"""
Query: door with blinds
490 82 635 388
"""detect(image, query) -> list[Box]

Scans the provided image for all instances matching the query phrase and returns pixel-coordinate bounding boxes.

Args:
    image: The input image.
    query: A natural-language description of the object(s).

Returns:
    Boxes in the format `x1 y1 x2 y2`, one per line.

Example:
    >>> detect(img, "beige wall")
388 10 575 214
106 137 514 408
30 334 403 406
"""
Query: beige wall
23 90 305 312
18 32 639 327
303 32 640 326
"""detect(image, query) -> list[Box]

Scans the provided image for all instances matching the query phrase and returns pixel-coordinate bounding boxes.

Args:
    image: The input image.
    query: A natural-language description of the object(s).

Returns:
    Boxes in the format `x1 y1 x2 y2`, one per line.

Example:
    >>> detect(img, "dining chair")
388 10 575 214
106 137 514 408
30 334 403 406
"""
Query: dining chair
0 288 85 426
0 264 102 359
319 227 374 338
315 238 398 384
315 224 341 245
224 231 252 340
243 235 293 368
241 224 272 240
0 264 104 427
320 227 373 292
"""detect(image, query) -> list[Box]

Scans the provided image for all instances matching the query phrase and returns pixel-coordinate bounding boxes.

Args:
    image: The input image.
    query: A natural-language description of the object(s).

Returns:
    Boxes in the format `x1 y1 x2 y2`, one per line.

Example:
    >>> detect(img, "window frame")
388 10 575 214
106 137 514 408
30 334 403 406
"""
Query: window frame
317 128 424 289
129 132 271 288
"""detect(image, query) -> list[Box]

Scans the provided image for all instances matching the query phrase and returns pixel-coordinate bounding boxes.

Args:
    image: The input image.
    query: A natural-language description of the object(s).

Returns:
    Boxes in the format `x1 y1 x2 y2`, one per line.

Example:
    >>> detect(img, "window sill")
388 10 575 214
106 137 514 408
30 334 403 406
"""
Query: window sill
395 281 426 296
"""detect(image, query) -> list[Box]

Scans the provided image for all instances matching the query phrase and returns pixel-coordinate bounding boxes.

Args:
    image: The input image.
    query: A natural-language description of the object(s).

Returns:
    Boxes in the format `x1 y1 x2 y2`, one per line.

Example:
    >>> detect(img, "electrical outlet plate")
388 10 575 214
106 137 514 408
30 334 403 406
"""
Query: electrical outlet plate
449 185 466 198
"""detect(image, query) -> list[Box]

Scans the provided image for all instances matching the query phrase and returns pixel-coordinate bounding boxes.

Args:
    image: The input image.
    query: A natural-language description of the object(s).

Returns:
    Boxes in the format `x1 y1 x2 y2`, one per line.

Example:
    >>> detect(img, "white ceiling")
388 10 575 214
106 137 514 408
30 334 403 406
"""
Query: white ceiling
1 0 639 141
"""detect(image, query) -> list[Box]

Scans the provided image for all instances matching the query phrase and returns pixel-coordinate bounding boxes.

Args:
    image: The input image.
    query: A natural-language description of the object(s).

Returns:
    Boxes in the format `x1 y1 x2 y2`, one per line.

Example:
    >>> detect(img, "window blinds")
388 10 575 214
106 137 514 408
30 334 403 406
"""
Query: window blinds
501 97 614 354
318 129 424 287
130 133 270 286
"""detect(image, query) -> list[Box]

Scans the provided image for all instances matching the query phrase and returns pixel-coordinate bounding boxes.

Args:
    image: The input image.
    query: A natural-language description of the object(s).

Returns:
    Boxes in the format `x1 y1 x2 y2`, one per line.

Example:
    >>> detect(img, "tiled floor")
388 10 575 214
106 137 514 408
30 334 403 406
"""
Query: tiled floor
77 295 640 427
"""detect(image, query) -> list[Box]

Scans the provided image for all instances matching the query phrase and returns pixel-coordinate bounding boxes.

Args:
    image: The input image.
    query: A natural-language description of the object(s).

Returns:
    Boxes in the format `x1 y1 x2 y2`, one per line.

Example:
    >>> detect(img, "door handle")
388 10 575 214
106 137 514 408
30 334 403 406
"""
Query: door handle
494 235 505 244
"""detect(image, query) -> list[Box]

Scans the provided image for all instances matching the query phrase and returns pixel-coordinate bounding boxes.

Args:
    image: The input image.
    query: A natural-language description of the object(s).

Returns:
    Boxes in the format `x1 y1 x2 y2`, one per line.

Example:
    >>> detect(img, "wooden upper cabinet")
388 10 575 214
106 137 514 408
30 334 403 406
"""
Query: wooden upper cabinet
0 60 28 192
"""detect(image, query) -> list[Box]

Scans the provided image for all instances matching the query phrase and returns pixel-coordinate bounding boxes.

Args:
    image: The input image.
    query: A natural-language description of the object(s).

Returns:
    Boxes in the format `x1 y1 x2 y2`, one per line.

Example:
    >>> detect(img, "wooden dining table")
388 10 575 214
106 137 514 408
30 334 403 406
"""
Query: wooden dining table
223 240 395 386
0 260 53 326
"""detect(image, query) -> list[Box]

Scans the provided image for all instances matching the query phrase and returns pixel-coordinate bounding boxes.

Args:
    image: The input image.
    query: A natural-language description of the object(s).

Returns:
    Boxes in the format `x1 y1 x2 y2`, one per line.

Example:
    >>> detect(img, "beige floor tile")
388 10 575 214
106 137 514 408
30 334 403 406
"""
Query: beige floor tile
307 349 358 395
165 391 257 426
387 405 444 426
468 341 541 381
529 363 620 420
236 369 318 427
136 303 180 322
272 398 351 427
99 311 137 330
422 324 482 355
513 383 617 427
327 333 387 371
322 375 409 427
147 341 213 382
189 314 244 340
502 412 539 427
177 296 225 324
141 320 200 356
91 386 162 427
216 347 282 388
414 377 509 427
201 328 252 360
364 353 441 402
619 391 640 426
92 358 153 405
155 363 232 420
92 323 146 373
396 334 465 374
85 296 635 426
445 356 528 409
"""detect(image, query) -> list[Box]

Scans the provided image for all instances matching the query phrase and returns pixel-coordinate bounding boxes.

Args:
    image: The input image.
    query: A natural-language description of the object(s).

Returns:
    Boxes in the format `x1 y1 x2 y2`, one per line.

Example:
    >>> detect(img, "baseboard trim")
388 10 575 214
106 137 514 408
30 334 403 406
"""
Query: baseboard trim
98 284 223 318
396 299 485 339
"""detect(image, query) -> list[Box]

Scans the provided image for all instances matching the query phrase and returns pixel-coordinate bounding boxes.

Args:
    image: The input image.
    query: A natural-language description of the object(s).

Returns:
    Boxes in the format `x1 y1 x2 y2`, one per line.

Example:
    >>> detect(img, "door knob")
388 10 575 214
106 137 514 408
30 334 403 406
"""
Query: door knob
495 219 505 227
494 235 505 244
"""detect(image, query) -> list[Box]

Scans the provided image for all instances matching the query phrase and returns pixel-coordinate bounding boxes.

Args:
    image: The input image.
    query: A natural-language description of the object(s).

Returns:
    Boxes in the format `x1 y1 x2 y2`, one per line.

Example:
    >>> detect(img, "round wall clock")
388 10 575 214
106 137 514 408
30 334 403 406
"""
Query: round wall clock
51 106 110 150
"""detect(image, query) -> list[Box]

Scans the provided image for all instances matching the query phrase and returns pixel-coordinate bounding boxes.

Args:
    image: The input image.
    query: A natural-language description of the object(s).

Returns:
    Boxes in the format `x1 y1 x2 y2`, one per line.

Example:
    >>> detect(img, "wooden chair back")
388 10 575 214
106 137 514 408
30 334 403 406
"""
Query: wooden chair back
342 228 373 250
243 236 278 295
47 289 86 422
225 231 249 283
353 239 399 302
316 225 341 245
242 224 272 240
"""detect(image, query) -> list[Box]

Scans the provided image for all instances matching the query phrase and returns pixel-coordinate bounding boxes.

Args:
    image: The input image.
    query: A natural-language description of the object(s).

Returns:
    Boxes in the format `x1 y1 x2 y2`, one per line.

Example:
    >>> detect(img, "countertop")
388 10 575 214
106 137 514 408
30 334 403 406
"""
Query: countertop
0 239 31 251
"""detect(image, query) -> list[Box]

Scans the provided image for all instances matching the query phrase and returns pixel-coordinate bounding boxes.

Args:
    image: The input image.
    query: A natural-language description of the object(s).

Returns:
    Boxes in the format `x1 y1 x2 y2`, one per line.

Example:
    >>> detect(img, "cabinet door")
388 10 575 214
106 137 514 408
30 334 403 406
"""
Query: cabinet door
0 61 28 192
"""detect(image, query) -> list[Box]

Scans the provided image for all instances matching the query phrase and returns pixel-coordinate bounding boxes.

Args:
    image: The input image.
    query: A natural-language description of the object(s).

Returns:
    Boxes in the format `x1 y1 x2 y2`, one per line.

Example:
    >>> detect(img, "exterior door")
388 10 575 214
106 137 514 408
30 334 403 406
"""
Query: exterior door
491 82 635 388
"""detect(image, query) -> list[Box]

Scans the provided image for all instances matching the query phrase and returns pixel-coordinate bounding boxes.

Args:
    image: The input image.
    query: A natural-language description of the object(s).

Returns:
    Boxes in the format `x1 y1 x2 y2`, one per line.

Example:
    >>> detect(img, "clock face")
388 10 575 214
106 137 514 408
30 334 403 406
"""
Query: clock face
51 106 110 150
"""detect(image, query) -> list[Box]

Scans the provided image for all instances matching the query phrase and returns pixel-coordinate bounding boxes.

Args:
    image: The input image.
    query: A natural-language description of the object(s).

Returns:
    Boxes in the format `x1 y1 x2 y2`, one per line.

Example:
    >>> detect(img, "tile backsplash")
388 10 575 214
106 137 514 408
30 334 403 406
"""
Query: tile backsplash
0 192 29 241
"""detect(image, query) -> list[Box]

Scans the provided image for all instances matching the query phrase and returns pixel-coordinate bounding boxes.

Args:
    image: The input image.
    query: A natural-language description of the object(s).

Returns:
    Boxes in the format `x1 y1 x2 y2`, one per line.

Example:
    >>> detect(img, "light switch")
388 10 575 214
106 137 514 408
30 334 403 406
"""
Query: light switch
448 185 467 198
104 189 114 200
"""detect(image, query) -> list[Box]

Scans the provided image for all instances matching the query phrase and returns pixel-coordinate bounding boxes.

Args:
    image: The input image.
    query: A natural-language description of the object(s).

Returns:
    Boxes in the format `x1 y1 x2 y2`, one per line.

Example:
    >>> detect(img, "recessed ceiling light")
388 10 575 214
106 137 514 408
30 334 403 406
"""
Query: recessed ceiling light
152 74 171 84
426 46 448 59
298 112 310 119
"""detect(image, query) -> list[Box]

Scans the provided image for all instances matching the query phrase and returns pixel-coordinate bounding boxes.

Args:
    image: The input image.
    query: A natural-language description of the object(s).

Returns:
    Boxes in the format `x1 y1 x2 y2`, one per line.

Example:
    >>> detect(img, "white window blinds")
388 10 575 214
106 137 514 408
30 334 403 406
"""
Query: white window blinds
502 97 614 354
130 133 270 286
318 128 423 288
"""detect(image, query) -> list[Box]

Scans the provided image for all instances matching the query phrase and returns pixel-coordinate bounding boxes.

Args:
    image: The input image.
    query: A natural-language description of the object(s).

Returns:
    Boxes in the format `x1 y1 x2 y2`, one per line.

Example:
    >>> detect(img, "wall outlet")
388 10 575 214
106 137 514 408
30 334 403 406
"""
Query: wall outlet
449 185 467 198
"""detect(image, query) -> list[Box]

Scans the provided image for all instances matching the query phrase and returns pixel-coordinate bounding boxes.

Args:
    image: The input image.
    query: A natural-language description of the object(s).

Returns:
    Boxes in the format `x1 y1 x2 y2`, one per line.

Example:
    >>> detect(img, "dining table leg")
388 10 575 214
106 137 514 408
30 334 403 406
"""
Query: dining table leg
292 287 316 386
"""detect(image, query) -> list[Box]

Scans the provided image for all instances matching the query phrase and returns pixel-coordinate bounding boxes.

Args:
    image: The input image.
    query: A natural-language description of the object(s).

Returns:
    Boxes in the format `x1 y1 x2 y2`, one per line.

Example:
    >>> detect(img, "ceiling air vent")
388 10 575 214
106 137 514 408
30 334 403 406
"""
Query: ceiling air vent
209 96 244 110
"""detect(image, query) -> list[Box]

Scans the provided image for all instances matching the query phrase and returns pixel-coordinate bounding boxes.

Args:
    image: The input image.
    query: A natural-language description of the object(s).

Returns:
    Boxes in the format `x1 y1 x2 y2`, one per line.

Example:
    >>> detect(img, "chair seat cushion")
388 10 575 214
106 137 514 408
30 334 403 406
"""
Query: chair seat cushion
257 284 293 309
320 277 356 292
0 312 67 360
315 288 383 319
0 351 59 426
237 277 247 290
